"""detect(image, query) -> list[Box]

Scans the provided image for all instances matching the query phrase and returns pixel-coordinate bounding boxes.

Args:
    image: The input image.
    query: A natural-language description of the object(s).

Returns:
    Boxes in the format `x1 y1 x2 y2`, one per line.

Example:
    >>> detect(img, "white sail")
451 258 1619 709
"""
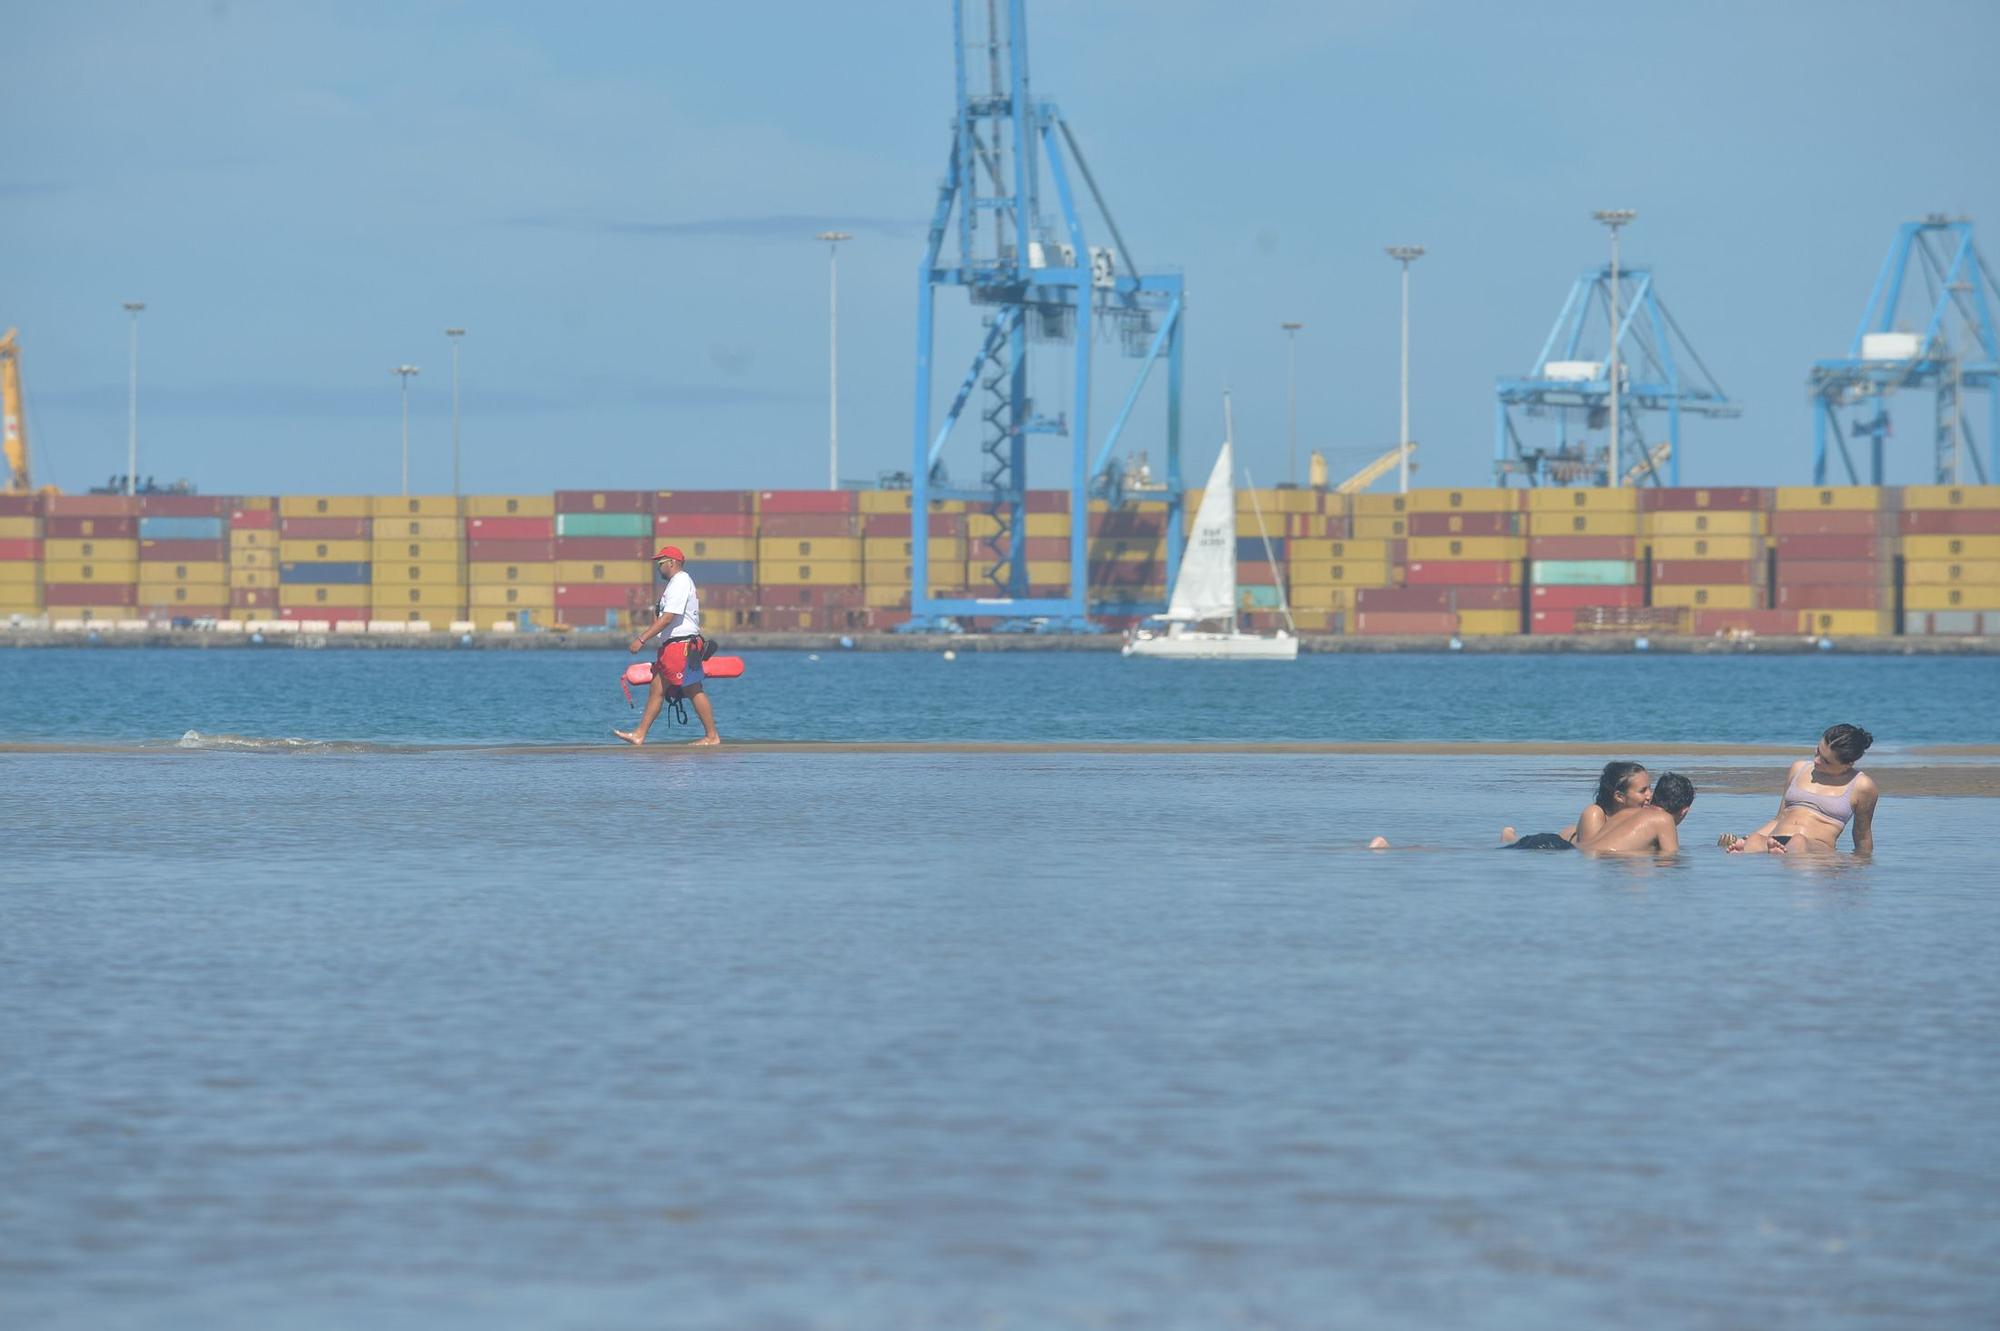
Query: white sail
1166 441 1237 623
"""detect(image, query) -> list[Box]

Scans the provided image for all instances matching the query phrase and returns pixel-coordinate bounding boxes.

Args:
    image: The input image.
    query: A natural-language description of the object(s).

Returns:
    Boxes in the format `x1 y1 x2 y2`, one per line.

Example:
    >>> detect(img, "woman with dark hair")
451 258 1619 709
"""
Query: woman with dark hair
1501 761 1653 849
1720 723 1878 855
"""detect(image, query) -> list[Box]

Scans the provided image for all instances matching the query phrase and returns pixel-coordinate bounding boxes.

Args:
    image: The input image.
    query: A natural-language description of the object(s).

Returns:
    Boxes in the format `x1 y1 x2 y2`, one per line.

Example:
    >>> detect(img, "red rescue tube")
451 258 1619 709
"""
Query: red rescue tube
702 655 745 679
618 655 746 704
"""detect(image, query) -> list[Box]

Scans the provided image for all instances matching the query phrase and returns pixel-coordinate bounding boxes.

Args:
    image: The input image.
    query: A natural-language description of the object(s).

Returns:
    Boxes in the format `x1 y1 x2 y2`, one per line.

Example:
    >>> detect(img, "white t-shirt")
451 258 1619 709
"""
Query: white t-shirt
657 569 700 638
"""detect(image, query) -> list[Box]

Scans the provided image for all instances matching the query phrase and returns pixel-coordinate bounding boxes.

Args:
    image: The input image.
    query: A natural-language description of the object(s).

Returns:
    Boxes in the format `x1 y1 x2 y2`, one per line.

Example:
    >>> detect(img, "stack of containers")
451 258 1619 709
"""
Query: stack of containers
1897 484 2000 636
1525 488 1643 634
227 498 279 621
657 491 758 633
1089 499 1168 619
1772 487 1894 636
554 490 655 629
279 496 372 625
466 494 556 629
1231 487 1291 631
1277 493 1354 633
0 493 42 619
858 490 963 630
1342 493 1444 635
755 490 861 632
44 494 139 623
369 495 464 626
1643 487 1779 636
137 493 230 621
1405 489 1525 637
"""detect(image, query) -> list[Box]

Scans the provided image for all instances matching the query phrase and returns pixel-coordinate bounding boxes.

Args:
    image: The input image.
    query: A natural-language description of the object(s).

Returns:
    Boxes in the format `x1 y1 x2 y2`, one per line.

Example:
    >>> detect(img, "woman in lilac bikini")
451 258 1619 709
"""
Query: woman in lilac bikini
1720 723 1878 855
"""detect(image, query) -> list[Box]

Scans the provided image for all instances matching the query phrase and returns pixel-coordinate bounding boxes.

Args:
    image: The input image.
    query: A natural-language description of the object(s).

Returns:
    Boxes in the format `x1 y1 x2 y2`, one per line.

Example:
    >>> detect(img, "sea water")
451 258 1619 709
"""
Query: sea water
2 650 1996 1329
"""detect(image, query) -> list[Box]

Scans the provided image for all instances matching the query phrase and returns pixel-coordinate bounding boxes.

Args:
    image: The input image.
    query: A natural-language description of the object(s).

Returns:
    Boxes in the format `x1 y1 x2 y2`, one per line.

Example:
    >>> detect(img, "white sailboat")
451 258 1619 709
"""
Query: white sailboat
1122 401 1299 661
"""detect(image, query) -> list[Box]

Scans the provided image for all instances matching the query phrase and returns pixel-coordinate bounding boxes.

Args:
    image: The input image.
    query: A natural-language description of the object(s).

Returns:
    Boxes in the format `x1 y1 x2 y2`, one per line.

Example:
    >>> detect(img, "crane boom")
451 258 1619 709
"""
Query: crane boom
1335 441 1417 495
1 328 30 494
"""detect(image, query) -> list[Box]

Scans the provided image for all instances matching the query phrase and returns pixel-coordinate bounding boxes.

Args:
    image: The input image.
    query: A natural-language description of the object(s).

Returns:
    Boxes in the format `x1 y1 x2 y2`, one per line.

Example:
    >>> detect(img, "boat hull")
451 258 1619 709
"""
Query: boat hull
1121 631 1298 661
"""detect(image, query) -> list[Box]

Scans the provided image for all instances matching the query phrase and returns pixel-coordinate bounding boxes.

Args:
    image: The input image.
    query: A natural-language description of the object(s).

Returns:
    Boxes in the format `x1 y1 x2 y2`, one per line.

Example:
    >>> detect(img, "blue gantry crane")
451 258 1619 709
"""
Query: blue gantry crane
904 0 1185 632
1808 215 2000 485
1495 262 1737 487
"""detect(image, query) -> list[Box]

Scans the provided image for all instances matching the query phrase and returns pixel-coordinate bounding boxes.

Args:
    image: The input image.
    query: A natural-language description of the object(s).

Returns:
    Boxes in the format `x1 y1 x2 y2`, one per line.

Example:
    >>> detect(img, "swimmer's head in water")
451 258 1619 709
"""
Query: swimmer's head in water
1595 761 1651 814
1820 723 1874 767
1652 772 1695 819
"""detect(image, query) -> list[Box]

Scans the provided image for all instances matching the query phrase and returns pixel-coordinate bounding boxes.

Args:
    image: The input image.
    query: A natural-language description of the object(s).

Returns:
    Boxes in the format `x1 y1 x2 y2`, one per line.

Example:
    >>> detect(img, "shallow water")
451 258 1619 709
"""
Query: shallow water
3 652 1996 1328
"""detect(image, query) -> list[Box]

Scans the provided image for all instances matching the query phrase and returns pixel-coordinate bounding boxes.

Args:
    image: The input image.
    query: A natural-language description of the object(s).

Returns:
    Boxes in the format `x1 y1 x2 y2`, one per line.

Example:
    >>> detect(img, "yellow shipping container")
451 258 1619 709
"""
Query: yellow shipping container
43 560 139 583
468 561 557 586
229 547 278 569
1351 493 1410 516
368 540 464 563
0 562 41 584
1902 559 2000 586
1651 584 1759 609
137 584 227 605
676 536 756 561
370 516 462 540
138 562 227 584
229 529 276 550
756 536 863 562
1774 486 1883 511
1643 511 1764 536
367 495 461 518
1902 534 2000 561
1231 488 1315 515
45 538 139 561
1904 585 2000 612
370 562 466 587
470 584 557 608
278 496 370 518
553 560 652 584
1528 511 1642 537
863 537 963 563
1291 560 1398 587
1288 586 1357 611
864 585 911 608
1799 609 1893 634
372 586 466 609
1 599 47 614
0 517 40 538
464 494 556 518
279 584 371 608
1525 487 1640 513
1649 535 1763 562
1456 609 1520 635
1406 536 1525 562
227 569 279 590
1024 514 1070 538
1898 484 2000 510
1086 542 1159 563
761 561 864 586
279 539 369 562
1407 488 1519 514
1292 538 1397 562
1350 515 1408 540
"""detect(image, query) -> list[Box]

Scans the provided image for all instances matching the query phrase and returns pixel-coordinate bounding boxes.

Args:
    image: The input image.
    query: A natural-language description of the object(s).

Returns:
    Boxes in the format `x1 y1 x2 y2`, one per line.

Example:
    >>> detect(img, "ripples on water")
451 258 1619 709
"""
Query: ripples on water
3 651 1997 1327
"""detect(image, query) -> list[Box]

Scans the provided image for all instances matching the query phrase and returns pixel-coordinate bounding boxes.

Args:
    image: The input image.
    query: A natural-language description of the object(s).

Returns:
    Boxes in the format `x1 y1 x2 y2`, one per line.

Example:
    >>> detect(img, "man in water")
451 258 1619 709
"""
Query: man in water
615 546 721 747
1575 771 1694 854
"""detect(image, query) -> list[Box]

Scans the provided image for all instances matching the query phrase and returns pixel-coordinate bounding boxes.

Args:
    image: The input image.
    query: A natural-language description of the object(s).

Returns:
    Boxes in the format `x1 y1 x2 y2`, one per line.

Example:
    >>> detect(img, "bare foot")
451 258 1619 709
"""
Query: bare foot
1500 825 1518 844
1367 835 1391 850
614 729 645 746
690 735 722 747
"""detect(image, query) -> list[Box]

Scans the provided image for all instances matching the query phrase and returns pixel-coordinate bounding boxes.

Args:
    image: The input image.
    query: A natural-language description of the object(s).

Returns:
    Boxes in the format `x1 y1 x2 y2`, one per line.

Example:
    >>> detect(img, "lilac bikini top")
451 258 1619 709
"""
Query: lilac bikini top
1783 767 1859 827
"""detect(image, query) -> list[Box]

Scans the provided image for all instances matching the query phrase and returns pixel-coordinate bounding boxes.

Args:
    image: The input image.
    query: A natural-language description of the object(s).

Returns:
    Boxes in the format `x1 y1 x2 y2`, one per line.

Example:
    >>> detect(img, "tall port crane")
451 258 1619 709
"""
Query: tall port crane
905 0 1185 631
1494 263 1737 487
1808 215 2000 485
2 328 52 495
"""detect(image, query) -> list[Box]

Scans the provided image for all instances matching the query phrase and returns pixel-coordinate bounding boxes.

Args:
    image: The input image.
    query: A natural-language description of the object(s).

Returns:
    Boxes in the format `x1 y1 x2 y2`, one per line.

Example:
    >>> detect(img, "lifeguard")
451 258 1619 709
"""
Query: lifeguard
615 546 722 746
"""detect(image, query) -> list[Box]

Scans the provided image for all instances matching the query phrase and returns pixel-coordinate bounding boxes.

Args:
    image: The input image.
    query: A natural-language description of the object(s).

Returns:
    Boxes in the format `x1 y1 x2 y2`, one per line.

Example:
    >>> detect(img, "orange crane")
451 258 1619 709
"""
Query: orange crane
2 328 56 495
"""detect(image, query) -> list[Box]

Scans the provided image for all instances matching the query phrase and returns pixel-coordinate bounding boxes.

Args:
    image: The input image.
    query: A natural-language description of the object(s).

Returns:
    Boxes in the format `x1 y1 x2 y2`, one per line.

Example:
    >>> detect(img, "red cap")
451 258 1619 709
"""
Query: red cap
653 546 685 563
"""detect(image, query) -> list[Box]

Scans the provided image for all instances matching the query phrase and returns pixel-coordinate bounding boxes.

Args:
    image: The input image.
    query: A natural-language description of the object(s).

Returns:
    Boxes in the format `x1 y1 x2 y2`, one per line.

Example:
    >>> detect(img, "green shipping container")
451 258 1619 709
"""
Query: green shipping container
555 513 653 538
1531 559 1636 586
1236 584 1283 609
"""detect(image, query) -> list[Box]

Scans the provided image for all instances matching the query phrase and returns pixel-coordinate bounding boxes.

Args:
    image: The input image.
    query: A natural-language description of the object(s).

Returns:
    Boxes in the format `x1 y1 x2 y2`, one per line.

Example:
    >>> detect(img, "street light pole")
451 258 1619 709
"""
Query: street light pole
816 230 852 490
392 364 421 496
445 329 465 498
122 302 145 495
1280 322 1303 486
1593 209 1636 486
1385 247 1425 494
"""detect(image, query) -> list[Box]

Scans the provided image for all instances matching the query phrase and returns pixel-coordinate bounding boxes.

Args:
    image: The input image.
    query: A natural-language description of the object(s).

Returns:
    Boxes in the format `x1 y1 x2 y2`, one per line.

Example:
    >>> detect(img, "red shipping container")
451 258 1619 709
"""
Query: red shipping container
1532 583 1645 610
553 537 652 559
1529 608 1577 633
1026 536 1070 560
0 495 42 517
860 513 965 538
1405 559 1519 586
466 516 555 540
1651 559 1761 585
44 584 137 606
754 585 865 609
1354 586 1447 612
1025 490 1070 514
1776 584 1886 610
758 513 860 538
231 588 279 608
1089 511 1169 538
279 517 371 539
1773 558 1885 585
45 515 138 539
230 507 277 529
1640 486 1768 511
655 490 755 515
1237 561 1277 584
554 584 655 608
1355 611 1456 635
280 606 369 624
138 494 231 517
702 585 759 609
657 513 758 538
1407 511 1521 537
1897 509 2000 535
1693 609 1801 636
757 490 856 515
466 539 555 562
1775 534 1887 560
555 490 653 514
0 538 40 560
45 495 138 517
1768 510 1887 537
1528 535 1637 560
140 539 228 562
1449 585 1523 611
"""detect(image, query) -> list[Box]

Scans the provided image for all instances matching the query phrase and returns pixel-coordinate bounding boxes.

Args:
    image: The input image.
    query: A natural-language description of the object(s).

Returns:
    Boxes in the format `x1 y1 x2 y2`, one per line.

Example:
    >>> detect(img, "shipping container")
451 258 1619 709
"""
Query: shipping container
367 495 461 518
653 490 757 515
369 562 466 587
0 561 41 584
471 584 558 608
1769 510 1890 536
1290 560 1397 587
693 560 756 586
1773 486 1884 511
757 561 865 586
44 538 138 561
279 560 371 585
1903 610 1993 635
1642 511 1763 537
45 515 138 539
1903 559 2000 586
0 495 43 517
45 495 139 517
1455 608 1520 635
553 583 656 609
1406 487 1519 514
1530 608 1576 634
1404 559 1519 586
757 490 857 515
1896 484 2000 510
229 588 278 608
228 528 276 549
371 586 466 610
1526 535 1637 560
1651 584 1759 609
43 584 137 606
554 512 652 538
137 515 226 540
758 513 862 539
229 507 277 529
1407 536 1525 562
1089 510 1169 538
553 560 651 584
369 516 462 540
656 513 759 538
1651 559 1761 585
0 538 41 561
1905 585 2000 612
1650 535 1763 561
139 538 228 562
278 517 371 539
554 490 653 515
1773 534 1888 561
466 539 556 563
1350 493 1409 516
468 561 556 585
1406 511 1520 537
368 540 464 563
1525 511 1642 537
279 496 370 518
465 494 556 518
1354 610 1454 635
279 538 369 563
1639 486 1768 511
553 537 652 560
42 560 139 582
1775 584 1886 610
1288 586 1358 611
227 568 279 589
137 562 227 584
1896 508 2000 535
1771 559 1885 586
0 516 40 539
1531 583 1644 610
278 584 372 607
464 516 555 540
1524 487 1639 514
1290 538 1398 562
757 536 863 563
858 490 914 515
1798 610 1893 635
754 585 866 608
665 536 756 561
1903 534 2000 561
1349 515 1408 540
1530 559 1637 586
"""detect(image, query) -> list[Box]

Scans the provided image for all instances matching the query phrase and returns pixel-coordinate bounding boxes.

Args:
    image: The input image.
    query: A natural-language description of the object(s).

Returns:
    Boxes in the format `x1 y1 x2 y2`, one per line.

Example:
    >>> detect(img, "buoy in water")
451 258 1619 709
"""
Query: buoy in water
942 649 957 661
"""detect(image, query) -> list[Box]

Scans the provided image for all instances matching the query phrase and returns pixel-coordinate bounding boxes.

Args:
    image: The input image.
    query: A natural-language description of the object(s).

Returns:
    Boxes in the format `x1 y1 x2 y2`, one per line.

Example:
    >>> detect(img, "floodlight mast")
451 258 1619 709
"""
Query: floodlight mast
1593 210 1636 486
1385 247 1425 494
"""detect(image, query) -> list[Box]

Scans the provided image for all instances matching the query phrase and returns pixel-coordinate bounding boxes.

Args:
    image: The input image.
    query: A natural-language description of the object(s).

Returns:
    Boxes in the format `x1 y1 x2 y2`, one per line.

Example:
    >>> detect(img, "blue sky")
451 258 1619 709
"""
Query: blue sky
5 0 1996 496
